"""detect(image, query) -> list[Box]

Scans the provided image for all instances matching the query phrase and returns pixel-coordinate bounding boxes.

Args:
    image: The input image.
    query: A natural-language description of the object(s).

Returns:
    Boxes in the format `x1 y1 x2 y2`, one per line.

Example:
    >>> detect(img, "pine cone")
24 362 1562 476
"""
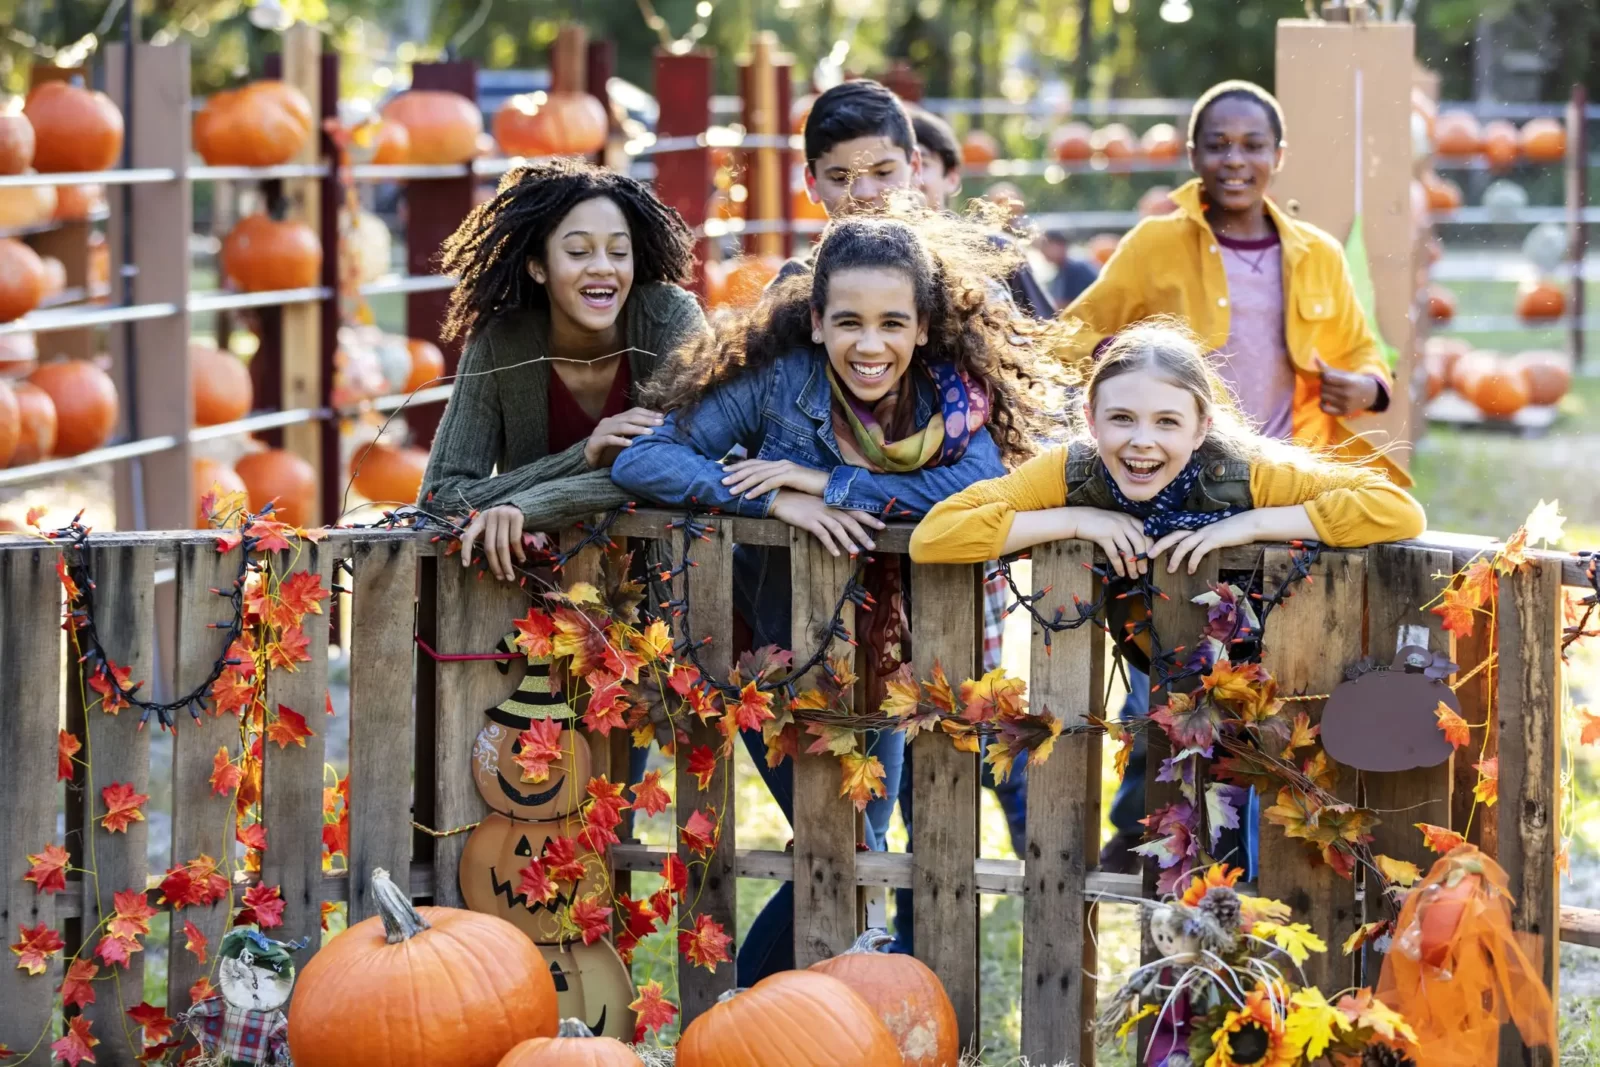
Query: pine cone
1362 1044 1417 1067
1198 885 1242 930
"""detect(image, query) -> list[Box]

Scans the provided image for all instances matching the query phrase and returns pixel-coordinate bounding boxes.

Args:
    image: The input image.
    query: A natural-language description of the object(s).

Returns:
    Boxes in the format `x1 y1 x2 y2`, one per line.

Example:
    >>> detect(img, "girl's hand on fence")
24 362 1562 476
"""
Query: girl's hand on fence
584 407 665 469
1314 358 1382 416
720 458 829 499
770 490 885 557
459 504 526 581
1067 507 1151 578
1149 512 1263 575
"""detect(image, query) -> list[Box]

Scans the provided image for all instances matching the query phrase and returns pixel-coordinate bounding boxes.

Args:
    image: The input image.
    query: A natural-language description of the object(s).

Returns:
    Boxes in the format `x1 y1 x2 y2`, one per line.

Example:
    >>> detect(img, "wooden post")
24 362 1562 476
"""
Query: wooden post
653 50 714 297
741 33 784 261
1274 20 1417 470
774 53 796 258
1566 84 1588 371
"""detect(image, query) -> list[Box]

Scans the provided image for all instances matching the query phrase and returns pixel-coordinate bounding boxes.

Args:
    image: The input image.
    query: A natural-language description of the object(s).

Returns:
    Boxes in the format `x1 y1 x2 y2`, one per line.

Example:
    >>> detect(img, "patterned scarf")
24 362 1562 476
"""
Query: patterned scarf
1101 455 1247 539
827 362 990 473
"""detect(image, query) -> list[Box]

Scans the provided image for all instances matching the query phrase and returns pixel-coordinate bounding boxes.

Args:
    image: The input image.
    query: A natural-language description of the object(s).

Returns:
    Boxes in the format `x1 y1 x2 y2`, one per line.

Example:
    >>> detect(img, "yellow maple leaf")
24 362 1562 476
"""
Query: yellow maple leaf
1285 987 1349 1059
1253 920 1327 964
1336 990 1417 1045
880 672 923 719
1374 854 1422 888
1238 894 1292 927
984 741 1017 786
1433 701 1472 749
1523 499 1565 547
564 582 602 606
1342 920 1389 955
631 619 673 663
838 749 886 812
1286 710 1319 751
1115 1003 1158 1042
1473 757 1499 807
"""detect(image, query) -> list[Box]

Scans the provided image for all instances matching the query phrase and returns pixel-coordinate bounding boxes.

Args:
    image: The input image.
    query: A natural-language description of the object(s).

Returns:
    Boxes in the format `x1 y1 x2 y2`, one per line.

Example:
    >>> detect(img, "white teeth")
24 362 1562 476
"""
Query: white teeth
852 364 889 379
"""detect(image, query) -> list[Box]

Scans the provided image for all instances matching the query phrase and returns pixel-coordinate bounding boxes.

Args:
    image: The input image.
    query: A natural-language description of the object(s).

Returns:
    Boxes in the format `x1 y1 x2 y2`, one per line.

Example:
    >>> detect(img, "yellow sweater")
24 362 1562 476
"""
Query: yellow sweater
908 445 1427 564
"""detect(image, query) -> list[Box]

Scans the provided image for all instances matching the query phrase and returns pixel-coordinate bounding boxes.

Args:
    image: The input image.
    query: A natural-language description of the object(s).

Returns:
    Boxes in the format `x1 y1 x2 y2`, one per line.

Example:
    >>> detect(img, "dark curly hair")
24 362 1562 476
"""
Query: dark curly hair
645 205 1080 466
437 157 696 341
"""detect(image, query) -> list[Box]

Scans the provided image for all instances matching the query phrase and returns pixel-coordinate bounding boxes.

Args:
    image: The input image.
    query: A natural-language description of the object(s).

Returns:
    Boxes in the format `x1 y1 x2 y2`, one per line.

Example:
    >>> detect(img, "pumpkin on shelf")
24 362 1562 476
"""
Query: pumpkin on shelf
28 358 117 456
539 941 637 1043
1420 172 1462 213
0 238 46 322
1139 122 1183 161
712 254 785 310
221 213 322 292
53 182 104 220
191 341 253 426
0 96 35 174
24 81 124 173
405 338 446 392
676 970 902 1067
364 119 412 165
1448 348 1497 397
459 811 605 944
1479 119 1519 171
1085 233 1121 266
809 929 960 1067
342 209 393 286
1465 357 1531 420
1519 118 1566 164
0 179 57 229
37 255 65 299
1511 349 1572 407
1047 121 1093 163
381 90 484 165
194 80 314 167
1092 122 1137 161
493 92 609 158
235 448 316 526
194 456 247 527
960 129 1000 167
496 1020 642 1067
1514 278 1565 322
1432 110 1481 157
1426 285 1456 324
349 441 427 505
1423 336 1472 389
289 868 558 1067
0 380 18 466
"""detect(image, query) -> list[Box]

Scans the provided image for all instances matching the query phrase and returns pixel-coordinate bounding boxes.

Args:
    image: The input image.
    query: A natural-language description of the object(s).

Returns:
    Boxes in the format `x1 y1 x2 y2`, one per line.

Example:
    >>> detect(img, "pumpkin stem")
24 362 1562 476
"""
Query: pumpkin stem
556 1018 596 1039
372 867 431 944
845 928 897 955
715 987 749 1005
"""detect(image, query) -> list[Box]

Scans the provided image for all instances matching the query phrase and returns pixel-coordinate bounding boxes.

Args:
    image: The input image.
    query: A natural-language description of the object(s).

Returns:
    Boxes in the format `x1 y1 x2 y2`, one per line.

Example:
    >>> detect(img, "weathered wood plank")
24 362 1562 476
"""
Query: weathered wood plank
789 532 858 966
1453 619 1497 854
0 545 64 1051
908 560 980 1046
347 538 418 924
675 519 738 1022
79 545 155 1067
1020 541 1100 1066
167 542 241 1014
1255 548 1366 993
260 544 332 955
1363 544 1455 876
1495 559 1561 1067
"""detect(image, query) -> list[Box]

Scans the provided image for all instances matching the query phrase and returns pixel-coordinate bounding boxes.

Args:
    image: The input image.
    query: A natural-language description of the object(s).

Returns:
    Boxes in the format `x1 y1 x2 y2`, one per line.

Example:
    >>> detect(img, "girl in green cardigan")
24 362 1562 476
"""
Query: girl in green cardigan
421 158 710 578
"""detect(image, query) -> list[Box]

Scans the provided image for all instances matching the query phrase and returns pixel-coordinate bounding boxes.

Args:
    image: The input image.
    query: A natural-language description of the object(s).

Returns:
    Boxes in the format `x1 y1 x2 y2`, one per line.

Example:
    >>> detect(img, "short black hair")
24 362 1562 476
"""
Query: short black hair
907 105 960 175
803 79 916 173
1187 79 1286 147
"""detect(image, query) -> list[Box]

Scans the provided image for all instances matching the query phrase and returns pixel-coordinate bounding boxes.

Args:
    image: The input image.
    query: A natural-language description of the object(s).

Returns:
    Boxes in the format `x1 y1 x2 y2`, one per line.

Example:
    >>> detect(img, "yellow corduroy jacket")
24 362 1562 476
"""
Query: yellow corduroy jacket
1058 178 1407 485
908 444 1426 565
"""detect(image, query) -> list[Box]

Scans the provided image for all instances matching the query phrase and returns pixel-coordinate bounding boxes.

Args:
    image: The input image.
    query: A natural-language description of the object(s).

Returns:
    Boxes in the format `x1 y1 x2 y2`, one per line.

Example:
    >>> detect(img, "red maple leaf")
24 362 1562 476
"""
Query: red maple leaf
49 1016 98 1067
88 659 135 715
273 570 330 628
630 980 679 1041
569 896 613 945
266 625 312 672
215 530 244 554
237 883 285 929
157 865 196 909
650 888 675 925
222 633 257 678
667 662 702 698
511 607 558 658
24 843 69 894
630 769 671 816
208 671 257 718
581 671 629 735
245 518 296 553
322 819 349 860
127 1002 176 1046
517 858 558 905
100 782 150 833
189 976 217 1004
1430 587 1478 637
731 682 775 732
10 922 65 974
265 705 313 749
679 808 719 857
1416 822 1467 854
687 745 718 791
57 729 81 782
543 836 589 884
209 746 242 797
603 640 647 686
57 959 98 1009
678 912 734 971
236 821 268 853
182 920 208 964
617 894 660 942
109 889 157 939
512 719 565 784
54 556 82 602
244 583 273 626
579 805 622 853
184 855 229 906
94 932 139 968
661 853 689 896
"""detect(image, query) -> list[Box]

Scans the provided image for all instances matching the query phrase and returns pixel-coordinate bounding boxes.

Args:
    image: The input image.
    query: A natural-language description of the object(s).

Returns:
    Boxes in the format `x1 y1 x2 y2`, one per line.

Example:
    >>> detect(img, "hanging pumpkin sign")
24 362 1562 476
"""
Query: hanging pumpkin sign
459 811 604 943
1321 644 1457 773
539 940 638 1042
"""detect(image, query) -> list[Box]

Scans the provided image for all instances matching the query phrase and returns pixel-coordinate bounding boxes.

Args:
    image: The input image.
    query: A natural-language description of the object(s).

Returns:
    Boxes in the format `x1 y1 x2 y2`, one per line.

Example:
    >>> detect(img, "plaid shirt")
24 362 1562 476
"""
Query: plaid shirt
183 996 290 1066
981 564 1007 673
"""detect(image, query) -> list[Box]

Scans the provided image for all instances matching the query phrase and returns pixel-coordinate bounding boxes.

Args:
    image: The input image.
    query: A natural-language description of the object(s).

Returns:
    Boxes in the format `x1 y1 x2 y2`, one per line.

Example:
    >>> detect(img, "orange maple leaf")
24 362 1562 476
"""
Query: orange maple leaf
731 682 775 732
1434 702 1472 748
182 920 208 964
1430 587 1478 637
512 719 565 784
266 625 312 672
581 671 629 735
630 770 671 816
49 1016 97 1067
88 660 135 715
265 705 313 749
24 843 69 894
1458 558 1496 605
100 782 149 833
273 570 330 628
57 959 98 1009
511 608 557 659
1578 706 1600 747
208 671 257 718
10 921 65 974
126 1001 176 1046
109 889 157 939
54 557 81 602
1416 822 1466 854
57 729 81 782
190 976 217 1004
687 745 718 791
1473 757 1499 807
838 749 887 812
678 912 734 971
680 808 719 857
630 980 679 1040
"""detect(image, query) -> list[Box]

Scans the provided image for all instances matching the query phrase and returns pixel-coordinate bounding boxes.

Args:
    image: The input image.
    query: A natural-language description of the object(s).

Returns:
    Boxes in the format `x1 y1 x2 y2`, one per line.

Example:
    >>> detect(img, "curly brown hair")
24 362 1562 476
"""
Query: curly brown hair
644 206 1080 465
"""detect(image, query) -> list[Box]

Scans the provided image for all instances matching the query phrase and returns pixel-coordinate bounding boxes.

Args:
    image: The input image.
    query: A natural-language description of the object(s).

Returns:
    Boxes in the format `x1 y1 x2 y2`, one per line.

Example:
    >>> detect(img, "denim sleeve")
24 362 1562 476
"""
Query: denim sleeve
821 428 1007 518
610 370 777 517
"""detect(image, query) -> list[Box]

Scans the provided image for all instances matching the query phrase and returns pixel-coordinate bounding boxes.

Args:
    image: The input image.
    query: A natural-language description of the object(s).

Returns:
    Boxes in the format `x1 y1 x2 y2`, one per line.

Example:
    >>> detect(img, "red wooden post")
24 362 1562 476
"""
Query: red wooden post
587 37 616 169
775 55 795 258
738 59 755 258
653 50 714 297
315 50 342 526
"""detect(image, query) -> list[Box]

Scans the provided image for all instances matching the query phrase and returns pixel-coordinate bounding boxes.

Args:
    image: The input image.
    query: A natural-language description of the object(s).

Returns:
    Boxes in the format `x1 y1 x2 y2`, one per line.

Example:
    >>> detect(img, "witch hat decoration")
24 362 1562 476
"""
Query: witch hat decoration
493 632 575 720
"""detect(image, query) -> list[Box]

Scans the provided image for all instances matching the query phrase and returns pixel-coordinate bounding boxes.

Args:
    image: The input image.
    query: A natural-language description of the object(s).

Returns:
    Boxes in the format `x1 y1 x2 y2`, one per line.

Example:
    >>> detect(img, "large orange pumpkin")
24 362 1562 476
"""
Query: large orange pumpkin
28 359 116 455
1511 349 1571 406
235 448 317 526
194 457 247 526
459 811 605 944
191 342 254 426
0 180 55 229
1519 118 1566 164
0 97 35 174
676 970 902 1067
367 119 412 165
714 255 784 309
539 941 637 1042
810 929 960 1067
497 1019 642 1067
350 441 427 505
24 82 123 172
7 381 54 466
961 129 1000 167
1417 872 1481 968
221 214 322 292
1140 122 1183 161
1448 349 1497 397
1048 122 1093 163
0 380 18 466
1515 279 1565 321
1432 111 1481 157
1426 285 1456 324
1092 123 1137 161
404 338 446 392
1421 172 1461 212
1086 233 1120 266
494 92 609 158
53 182 103 221
289 868 558 1067
472 715 592 821
0 238 45 324
1466 360 1530 420
1423 336 1472 387
194 81 314 167
382 90 484 165
1480 120 1518 170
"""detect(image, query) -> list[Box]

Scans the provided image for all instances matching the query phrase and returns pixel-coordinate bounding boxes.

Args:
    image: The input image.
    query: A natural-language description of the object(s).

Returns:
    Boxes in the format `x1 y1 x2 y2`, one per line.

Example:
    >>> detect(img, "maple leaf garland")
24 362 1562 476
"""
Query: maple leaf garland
630 769 671 815
24 843 70 894
56 729 81 781
50 1016 98 1067
631 980 680 1041
100 781 150 833
513 719 565 783
57 959 98 1009
10 922 65 974
127 1002 177 1046
265 704 313 749
678 913 734 971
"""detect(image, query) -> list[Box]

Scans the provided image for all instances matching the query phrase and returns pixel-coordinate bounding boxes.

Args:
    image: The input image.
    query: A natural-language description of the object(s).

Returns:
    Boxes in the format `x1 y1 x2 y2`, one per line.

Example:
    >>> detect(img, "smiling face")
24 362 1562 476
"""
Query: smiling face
1088 369 1211 501
807 136 920 217
813 267 926 403
1189 95 1283 219
529 195 634 335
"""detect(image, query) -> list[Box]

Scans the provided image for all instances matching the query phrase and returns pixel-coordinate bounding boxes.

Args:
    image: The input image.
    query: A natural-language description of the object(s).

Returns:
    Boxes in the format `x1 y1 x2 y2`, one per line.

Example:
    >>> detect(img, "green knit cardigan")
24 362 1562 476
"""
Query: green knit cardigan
418 282 708 529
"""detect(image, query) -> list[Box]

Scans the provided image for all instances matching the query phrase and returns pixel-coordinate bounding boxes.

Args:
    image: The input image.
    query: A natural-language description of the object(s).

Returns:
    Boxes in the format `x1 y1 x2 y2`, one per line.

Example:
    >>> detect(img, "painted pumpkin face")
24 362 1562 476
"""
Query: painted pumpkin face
459 812 605 943
471 712 593 820
540 940 638 1041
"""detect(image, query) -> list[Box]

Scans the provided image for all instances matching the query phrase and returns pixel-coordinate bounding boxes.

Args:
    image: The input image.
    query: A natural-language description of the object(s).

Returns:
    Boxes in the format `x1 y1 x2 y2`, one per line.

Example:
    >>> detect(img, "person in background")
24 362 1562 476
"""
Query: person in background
1038 228 1100 308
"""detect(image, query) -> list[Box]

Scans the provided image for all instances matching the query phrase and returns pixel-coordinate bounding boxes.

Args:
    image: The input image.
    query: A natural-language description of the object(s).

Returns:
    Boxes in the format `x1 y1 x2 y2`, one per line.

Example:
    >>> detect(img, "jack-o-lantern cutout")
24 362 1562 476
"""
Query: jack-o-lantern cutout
460 812 604 943
1322 644 1458 773
539 940 638 1041
472 711 593 821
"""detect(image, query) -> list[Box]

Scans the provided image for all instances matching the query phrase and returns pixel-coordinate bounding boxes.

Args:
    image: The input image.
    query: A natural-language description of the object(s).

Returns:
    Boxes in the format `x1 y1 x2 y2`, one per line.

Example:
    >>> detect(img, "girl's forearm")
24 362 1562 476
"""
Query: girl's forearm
999 508 1079 555
1246 505 1318 543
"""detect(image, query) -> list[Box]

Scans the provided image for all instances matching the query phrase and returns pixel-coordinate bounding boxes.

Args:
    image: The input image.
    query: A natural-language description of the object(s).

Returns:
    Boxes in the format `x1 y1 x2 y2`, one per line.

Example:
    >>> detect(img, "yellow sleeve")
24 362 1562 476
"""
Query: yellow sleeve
1313 240 1393 388
909 447 1071 564
1054 221 1156 368
1249 454 1426 547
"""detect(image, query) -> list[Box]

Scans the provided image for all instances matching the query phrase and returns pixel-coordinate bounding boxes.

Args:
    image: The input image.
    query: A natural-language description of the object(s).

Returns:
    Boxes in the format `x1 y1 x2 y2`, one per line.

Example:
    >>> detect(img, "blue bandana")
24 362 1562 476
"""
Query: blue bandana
1100 456 1247 539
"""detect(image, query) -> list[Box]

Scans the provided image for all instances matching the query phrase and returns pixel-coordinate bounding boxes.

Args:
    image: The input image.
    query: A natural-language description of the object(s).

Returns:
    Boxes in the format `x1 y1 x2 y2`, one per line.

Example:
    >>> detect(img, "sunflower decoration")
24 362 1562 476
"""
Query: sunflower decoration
1189 982 1296 1067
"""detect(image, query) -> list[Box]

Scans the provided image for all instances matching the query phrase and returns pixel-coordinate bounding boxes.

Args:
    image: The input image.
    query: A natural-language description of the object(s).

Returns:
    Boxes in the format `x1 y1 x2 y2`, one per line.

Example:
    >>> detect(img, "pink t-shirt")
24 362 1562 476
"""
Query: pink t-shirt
1214 232 1295 440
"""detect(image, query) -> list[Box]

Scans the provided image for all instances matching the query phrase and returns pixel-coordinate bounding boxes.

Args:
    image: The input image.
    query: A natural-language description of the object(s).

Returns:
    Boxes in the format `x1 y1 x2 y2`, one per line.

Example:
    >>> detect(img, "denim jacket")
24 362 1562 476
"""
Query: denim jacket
610 347 1006 518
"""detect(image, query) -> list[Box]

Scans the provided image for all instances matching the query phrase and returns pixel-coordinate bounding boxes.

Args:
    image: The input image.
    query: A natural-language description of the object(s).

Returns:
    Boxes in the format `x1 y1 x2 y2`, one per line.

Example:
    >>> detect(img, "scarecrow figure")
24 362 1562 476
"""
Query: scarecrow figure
181 927 305 1066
